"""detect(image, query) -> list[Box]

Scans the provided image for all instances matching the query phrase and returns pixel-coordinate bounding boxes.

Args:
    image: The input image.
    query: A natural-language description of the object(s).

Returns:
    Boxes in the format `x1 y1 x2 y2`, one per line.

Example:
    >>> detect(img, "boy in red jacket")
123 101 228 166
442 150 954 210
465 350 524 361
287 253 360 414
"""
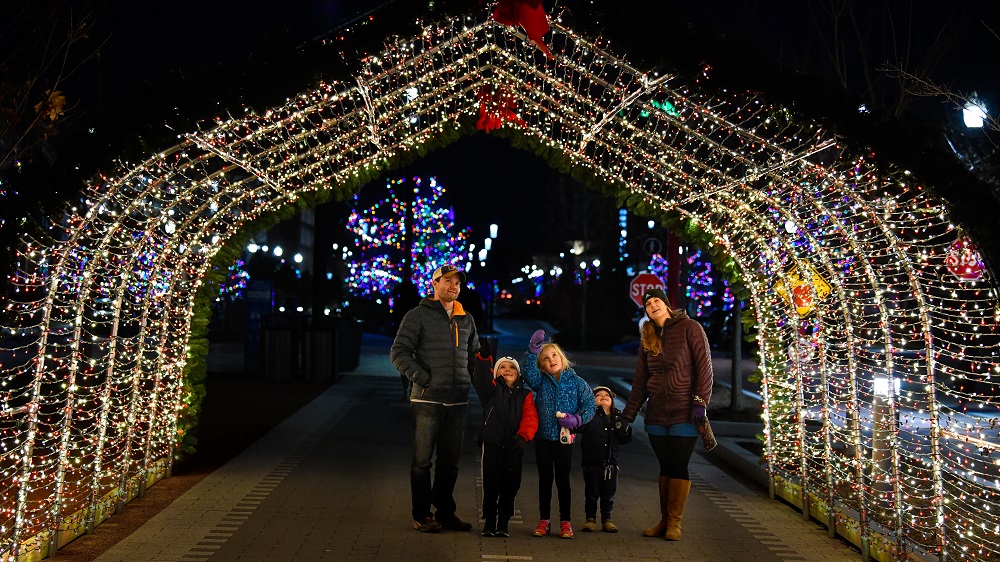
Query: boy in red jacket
472 345 538 537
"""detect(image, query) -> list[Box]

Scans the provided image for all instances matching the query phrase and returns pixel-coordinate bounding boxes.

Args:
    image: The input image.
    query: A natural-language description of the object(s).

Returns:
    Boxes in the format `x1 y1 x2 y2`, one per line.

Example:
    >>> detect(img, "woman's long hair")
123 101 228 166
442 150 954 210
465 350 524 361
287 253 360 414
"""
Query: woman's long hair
640 320 662 355
640 308 677 355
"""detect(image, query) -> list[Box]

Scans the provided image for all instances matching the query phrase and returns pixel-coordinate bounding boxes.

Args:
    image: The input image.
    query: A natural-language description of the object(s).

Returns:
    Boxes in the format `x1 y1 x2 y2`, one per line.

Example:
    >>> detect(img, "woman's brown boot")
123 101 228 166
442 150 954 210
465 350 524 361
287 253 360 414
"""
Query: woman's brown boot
664 478 691 540
642 476 670 537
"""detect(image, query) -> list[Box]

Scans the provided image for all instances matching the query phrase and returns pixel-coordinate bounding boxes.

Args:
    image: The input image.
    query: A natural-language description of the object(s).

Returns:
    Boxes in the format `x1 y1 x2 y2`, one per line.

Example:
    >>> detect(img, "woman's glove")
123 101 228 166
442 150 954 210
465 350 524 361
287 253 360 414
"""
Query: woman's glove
511 435 527 451
690 405 707 425
528 329 546 354
556 412 582 429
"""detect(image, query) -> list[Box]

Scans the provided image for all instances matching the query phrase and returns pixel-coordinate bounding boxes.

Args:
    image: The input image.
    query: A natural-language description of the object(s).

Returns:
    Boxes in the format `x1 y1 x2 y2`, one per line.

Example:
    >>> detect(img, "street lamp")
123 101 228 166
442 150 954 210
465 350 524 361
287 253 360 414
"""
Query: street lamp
963 101 987 128
873 376 900 398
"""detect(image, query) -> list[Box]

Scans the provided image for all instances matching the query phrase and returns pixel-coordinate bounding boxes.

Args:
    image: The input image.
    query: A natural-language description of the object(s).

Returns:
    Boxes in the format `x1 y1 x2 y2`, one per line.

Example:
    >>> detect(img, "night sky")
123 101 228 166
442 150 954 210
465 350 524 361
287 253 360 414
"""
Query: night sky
12 0 998 275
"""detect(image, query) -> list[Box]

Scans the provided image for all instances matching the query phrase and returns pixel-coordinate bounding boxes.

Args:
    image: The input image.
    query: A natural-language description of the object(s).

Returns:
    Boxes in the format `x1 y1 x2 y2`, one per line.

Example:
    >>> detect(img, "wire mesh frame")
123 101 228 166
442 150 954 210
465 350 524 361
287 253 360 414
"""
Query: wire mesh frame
0 16 996 561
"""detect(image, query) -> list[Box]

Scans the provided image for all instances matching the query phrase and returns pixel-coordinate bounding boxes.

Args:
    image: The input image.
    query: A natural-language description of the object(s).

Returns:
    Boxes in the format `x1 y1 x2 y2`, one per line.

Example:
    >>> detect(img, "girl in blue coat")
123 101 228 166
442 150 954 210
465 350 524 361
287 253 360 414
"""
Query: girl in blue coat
522 330 596 539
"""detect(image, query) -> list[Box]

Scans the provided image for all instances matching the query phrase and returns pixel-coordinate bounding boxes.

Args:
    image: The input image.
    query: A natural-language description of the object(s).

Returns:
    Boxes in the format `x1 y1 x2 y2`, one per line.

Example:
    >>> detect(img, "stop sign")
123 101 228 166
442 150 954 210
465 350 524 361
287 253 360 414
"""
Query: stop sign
629 272 664 307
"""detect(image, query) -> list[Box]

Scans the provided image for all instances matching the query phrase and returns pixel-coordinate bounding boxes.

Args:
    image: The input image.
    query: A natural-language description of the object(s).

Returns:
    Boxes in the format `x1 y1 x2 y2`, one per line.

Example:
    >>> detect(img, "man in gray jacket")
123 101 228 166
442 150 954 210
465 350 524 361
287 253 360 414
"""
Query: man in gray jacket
391 264 480 533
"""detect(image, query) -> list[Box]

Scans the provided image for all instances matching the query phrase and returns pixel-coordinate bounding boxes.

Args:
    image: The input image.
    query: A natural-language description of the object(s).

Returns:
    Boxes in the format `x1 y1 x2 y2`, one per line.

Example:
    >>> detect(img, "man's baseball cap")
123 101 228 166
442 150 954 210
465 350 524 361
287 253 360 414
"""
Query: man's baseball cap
432 264 466 282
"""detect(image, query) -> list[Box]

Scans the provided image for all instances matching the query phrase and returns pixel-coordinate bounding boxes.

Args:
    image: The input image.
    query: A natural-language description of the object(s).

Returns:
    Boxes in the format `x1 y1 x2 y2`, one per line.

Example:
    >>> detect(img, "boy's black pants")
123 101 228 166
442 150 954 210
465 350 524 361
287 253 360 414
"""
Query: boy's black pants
481 442 524 529
583 464 618 521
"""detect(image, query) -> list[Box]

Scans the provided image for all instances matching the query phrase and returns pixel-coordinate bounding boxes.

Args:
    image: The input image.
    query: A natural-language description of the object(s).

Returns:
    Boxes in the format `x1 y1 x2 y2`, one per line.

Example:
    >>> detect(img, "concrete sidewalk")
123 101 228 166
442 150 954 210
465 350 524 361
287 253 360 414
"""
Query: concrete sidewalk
91 335 860 562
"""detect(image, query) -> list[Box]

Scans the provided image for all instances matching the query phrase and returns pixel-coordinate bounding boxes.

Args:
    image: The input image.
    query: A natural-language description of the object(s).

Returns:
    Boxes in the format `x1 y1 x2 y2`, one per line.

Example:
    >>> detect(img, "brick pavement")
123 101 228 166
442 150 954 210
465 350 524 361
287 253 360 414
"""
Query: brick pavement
93 337 861 562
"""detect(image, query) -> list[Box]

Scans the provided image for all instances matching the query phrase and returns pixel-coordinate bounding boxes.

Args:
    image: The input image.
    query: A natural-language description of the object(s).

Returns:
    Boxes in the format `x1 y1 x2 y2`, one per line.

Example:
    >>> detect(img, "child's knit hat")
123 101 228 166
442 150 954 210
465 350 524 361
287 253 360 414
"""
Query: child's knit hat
593 385 615 398
493 356 520 377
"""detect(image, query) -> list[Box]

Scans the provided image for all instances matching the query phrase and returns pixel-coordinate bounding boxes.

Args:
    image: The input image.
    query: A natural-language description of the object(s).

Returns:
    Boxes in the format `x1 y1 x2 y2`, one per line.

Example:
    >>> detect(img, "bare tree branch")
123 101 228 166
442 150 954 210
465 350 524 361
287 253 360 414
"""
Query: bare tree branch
883 65 1000 137
0 5 101 171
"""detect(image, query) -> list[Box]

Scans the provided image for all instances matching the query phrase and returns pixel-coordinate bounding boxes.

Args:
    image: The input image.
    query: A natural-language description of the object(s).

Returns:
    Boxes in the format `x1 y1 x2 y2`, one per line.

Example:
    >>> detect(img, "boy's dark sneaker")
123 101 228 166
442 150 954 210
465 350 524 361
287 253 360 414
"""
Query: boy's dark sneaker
413 515 442 533
436 513 472 531
481 527 496 537
495 528 510 538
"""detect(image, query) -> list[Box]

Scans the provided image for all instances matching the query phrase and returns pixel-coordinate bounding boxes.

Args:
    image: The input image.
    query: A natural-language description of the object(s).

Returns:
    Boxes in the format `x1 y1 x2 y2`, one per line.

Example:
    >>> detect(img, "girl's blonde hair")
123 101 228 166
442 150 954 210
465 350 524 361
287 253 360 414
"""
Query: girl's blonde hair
536 342 573 371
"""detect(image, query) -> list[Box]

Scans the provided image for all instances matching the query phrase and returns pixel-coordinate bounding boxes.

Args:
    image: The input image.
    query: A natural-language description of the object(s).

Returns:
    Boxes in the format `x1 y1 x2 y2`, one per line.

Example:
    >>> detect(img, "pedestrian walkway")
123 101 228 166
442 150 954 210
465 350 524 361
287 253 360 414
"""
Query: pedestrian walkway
94 336 861 561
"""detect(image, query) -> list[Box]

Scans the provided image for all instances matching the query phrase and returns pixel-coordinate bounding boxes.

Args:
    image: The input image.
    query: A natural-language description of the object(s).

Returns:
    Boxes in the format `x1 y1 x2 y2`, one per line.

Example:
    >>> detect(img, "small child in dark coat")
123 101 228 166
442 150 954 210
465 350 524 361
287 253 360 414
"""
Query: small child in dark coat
472 346 538 538
578 386 632 532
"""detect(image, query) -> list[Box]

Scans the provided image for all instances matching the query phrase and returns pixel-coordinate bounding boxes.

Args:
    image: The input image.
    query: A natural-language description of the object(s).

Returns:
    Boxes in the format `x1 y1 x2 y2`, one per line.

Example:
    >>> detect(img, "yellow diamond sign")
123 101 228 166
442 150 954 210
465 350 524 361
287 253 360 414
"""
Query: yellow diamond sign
774 263 832 317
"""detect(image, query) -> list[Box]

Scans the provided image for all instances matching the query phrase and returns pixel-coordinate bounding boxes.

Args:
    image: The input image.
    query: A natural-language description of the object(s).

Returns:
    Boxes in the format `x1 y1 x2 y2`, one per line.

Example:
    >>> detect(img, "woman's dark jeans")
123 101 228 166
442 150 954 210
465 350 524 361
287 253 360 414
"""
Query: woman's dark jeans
648 434 697 479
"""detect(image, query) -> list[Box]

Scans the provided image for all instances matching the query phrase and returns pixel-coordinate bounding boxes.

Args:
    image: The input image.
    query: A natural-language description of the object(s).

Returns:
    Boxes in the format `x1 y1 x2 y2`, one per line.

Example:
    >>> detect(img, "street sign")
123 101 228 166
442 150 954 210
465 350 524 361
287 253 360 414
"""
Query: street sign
643 237 662 256
629 272 664 307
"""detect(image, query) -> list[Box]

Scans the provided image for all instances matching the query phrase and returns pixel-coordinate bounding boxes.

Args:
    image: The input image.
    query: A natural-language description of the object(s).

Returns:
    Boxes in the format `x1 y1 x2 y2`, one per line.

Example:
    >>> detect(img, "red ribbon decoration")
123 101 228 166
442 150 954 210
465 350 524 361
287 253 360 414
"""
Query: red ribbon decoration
476 85 526 131
490 0 554 59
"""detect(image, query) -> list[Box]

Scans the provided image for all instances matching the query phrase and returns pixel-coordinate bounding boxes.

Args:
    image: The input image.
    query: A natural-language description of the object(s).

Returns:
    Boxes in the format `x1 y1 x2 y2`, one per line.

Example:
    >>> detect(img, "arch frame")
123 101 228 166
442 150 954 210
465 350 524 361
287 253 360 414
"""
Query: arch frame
0 16 997 561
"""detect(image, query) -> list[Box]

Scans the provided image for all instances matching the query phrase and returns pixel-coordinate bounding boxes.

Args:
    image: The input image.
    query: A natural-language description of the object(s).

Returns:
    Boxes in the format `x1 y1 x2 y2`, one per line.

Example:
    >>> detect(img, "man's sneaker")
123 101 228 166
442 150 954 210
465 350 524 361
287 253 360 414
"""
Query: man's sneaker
413 515 442 533
602 520 619 533
532 520 550 537
582 518 597 532
436 513 472 531
480 527 496 538
495 528 510 538
560 520 574 539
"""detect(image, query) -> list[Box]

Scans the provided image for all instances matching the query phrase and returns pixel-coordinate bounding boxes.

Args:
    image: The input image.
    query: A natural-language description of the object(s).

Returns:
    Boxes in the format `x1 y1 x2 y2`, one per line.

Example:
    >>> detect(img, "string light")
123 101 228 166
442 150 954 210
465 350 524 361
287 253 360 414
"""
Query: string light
345 176 471 299
0 15 996 561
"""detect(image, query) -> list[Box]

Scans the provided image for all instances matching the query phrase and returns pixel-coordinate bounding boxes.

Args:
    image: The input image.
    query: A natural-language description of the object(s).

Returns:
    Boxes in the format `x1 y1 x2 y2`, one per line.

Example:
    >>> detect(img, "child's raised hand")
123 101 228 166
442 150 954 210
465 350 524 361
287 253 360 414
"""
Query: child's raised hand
478 337 492 359
528 329 546 354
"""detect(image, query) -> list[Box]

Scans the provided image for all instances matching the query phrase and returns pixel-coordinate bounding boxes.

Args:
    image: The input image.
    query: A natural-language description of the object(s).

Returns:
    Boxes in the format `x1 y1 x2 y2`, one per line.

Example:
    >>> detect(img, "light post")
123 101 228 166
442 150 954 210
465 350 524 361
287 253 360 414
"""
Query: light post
871 373 900 496
486 224 498 332
963 100 987 129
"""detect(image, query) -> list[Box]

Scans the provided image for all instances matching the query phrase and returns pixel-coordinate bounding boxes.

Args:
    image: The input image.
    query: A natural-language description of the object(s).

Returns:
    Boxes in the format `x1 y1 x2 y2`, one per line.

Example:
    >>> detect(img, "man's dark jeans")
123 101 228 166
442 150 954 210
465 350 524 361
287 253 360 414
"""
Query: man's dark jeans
411 402 467 520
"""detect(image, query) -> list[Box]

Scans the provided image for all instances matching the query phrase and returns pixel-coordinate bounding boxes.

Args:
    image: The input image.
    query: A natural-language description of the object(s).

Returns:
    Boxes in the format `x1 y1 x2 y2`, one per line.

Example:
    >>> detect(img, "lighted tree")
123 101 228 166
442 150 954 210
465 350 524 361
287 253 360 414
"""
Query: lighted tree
345 175 470 298
647 250 734 318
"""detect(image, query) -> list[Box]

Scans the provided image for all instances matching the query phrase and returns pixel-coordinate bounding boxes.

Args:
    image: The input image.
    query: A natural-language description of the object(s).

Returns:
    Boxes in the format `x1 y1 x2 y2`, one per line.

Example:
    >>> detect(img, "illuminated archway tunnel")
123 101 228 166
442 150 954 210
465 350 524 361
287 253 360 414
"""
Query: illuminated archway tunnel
2 16 999 561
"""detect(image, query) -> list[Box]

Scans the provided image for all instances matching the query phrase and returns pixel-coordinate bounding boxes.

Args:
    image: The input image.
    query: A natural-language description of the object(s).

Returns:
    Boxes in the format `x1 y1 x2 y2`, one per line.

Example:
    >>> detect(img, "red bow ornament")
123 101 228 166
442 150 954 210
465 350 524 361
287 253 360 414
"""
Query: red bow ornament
490 0 554 59
476 85 527 132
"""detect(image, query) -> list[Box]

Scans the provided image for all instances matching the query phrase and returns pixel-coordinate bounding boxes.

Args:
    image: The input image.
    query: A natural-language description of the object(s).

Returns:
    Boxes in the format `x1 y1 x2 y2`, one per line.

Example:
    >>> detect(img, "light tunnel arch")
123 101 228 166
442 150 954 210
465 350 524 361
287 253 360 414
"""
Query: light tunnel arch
2 15 999 561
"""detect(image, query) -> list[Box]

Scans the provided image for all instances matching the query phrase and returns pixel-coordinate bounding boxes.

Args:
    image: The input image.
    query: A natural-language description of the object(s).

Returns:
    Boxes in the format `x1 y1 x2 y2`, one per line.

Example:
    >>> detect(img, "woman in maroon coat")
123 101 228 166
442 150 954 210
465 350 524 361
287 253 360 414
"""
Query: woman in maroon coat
621 288 713 541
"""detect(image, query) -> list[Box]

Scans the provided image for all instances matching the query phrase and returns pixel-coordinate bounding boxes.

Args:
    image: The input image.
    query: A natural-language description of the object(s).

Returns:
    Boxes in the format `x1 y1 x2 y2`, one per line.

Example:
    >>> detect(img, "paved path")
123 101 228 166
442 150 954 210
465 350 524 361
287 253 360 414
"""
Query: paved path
95 337 861 562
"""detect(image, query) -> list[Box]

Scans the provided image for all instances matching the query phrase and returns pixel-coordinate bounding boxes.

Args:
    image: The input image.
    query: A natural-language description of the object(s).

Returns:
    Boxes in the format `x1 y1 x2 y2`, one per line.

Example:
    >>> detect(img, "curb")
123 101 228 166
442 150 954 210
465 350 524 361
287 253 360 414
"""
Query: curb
604 377 769 489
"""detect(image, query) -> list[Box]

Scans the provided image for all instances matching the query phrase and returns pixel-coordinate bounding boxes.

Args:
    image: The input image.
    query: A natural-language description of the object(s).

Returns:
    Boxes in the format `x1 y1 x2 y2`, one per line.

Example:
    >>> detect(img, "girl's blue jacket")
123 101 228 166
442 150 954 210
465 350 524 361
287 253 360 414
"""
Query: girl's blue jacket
521 351 596 441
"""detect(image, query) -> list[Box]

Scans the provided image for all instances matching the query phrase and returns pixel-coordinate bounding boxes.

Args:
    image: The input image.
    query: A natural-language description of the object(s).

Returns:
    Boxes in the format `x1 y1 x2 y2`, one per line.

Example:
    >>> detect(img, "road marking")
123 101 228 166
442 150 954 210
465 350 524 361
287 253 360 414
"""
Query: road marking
481 556 533 560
